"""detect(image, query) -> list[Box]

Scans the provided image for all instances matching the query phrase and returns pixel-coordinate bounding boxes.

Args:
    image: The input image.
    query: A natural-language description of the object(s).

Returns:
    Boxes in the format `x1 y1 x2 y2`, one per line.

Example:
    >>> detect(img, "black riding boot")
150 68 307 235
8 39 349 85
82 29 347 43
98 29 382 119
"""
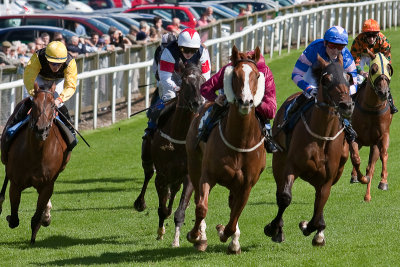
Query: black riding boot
343 119 357 144
9 99 32 128
388 92 398 114
197 103 227 144
58 105 75 136
281 93 308 129
260 119 278 153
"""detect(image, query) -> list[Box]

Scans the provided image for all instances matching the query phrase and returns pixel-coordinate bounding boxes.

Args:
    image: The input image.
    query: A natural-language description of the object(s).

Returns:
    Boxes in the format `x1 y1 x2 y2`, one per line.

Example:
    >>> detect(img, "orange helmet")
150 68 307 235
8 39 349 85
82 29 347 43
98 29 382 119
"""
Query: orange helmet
362 19 380 32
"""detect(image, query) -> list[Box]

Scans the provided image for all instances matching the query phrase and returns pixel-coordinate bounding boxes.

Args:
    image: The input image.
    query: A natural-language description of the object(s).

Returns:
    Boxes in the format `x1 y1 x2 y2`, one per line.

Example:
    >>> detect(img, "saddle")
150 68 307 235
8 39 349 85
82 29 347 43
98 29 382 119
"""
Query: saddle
157 98 177 129
282 96 315 134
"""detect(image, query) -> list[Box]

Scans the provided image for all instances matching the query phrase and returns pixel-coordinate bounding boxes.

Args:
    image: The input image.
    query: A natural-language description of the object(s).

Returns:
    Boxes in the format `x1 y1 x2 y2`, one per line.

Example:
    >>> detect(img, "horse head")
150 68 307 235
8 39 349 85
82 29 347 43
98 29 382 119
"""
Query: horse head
29 82 56 141
177 61 205 113
313 54 354 119
368 52 393 101
224 45 265 115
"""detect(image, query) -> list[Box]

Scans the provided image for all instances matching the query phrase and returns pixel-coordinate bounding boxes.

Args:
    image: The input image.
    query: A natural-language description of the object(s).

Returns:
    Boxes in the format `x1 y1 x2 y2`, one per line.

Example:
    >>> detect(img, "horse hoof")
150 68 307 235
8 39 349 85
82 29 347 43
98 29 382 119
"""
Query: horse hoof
171 240 180 248
227 246 241 254
216 224 228 242
6 215 19 229
41 218 51 227
272 232 285 243
364 196 371 202
264 223 273 237
30 238 36 245
359 176 370 184
186 231 199 244
312 237 325 246
133 199 146 212
194 240 208 252
378 182 388 191
350 176 359 183
299 221 311 236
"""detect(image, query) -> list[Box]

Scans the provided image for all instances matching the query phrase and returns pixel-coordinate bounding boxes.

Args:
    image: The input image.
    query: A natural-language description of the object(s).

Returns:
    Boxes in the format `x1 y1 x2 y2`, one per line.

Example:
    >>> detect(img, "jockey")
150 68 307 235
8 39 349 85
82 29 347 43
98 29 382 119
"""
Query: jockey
198 50 278 153
9 41 77 143
141 28 211 169
144 28 211 137
288 25 358 143
350 19 397 114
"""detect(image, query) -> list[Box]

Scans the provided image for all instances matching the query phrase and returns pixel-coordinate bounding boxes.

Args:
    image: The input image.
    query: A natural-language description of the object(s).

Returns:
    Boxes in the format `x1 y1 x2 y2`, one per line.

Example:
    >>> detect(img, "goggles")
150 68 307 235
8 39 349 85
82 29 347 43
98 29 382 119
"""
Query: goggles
326 42 346 50
180 47 198 55
365 32 379 38
49 62 62 67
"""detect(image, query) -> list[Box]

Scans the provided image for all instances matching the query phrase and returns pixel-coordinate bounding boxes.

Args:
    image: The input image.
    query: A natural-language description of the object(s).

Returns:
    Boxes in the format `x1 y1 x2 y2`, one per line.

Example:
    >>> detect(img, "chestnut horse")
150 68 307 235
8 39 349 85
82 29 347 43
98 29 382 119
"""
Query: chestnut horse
186 46 266 253
264 54 354 246
134 62 204 246
0 82 71 244
349 52 393 202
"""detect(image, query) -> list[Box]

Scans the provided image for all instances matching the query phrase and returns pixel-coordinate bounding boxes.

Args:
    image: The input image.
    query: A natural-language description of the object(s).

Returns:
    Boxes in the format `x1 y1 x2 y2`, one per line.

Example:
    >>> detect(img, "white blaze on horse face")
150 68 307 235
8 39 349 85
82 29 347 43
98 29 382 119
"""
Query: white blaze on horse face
241 64 254 104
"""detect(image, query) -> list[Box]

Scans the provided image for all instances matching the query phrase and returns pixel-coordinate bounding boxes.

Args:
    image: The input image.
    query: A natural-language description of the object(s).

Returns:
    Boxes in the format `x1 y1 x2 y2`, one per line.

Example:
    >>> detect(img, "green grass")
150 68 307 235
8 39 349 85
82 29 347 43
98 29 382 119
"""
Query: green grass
1 29 400 266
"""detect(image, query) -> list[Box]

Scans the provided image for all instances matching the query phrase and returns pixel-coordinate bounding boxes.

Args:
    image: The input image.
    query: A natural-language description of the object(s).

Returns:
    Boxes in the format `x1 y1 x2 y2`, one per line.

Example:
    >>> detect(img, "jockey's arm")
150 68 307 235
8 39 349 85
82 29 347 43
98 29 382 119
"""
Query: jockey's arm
199 47 211 81
158 49 179 102
23 53 41 97
343 49 358 95
200 64 227 102
292 53 312 91
59 59 78 103
256 67 277 120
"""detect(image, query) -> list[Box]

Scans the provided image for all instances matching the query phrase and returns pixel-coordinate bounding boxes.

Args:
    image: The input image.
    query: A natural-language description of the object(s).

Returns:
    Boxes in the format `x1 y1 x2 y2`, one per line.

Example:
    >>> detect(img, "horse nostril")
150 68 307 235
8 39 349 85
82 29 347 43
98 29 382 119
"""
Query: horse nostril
238 99 244 105
338 102 353 111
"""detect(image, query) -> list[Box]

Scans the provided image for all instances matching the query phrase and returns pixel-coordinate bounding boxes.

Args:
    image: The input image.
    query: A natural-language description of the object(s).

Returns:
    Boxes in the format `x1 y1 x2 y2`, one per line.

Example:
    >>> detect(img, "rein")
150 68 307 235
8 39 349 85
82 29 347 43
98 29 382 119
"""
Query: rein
301 113 344 141
30 90 56 128
218 121 265 152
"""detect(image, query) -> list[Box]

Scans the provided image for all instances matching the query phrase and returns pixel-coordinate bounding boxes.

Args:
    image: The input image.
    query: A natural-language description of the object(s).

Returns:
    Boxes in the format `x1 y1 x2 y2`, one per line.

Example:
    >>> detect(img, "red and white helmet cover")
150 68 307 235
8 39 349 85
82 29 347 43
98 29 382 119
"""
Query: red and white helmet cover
178 28 201 48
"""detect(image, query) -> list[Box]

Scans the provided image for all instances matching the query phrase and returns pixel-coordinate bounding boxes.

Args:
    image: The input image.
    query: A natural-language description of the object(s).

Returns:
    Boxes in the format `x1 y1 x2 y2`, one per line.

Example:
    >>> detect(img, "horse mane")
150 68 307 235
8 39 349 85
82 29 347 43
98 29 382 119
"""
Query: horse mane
311 54 344 85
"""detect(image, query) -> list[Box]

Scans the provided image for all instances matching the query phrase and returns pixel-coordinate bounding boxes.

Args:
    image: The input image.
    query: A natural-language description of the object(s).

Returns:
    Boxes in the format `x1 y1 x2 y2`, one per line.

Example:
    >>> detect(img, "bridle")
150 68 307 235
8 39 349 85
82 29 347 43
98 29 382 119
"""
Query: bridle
29 90 56 133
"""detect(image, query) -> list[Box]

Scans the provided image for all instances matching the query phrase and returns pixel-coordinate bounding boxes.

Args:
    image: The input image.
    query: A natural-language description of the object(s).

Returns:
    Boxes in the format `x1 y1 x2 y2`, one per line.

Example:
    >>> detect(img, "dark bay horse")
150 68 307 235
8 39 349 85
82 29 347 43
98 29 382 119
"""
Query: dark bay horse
134 62 205 246
264 54 354 246
0 82 71 244
349 52 393 202
186 46 266 253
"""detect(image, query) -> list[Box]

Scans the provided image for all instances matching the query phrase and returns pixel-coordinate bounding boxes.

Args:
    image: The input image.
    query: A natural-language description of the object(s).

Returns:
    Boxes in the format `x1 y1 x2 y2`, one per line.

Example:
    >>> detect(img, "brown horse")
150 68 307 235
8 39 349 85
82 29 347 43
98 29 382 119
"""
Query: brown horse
185 46 266 253
349 52 393 202
264 54 354 246
0 82 71 244
134 62 205 246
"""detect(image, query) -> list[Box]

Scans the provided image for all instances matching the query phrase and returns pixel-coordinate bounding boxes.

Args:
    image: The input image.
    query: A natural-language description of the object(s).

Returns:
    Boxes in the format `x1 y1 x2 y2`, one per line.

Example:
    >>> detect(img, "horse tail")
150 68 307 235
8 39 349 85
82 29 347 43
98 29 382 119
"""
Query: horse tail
0 175 8 215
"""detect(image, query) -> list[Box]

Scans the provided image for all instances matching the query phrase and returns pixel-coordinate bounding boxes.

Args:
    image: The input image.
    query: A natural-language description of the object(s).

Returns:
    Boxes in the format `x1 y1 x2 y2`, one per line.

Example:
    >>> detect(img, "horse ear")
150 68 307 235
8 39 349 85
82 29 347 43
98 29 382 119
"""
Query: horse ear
317 54 329 68
387 64 393 77
50 82 56 93
33 82 39 95
254 47 261 63
231 45 239 66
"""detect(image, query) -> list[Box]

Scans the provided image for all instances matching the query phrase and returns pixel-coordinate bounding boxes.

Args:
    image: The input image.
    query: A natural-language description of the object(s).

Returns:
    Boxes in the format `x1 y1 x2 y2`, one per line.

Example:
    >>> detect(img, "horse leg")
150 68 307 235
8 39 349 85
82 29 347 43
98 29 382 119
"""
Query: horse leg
187 180 212 252
0 175 9 215
172 175 194 248
133 135 154 212
264 173 295 243
41 199 52 227
6 181 21 229
31 183 54 244
299 182 332 246
349 142 369 184
378 135 390 191
155 174 169 240
364 145 380 202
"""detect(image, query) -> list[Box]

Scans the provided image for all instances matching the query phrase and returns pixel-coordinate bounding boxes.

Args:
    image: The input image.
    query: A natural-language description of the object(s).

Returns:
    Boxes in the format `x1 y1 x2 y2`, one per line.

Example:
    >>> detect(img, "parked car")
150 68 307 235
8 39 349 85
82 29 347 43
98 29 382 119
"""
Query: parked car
0 25 77 43
110 13 187 31
109 14 140 29
0 14 110 36
0 0 34 15
57 0 94 12
179 2 237 20
206 0 280 13
90 16 130 34
124 4 199 28
73 0 115 9
26 0 65 12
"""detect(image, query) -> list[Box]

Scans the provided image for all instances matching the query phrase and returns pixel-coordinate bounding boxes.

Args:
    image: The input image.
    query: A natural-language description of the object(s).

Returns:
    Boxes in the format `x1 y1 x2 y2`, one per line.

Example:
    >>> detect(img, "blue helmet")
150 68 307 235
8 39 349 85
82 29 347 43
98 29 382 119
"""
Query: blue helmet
324 26 348 45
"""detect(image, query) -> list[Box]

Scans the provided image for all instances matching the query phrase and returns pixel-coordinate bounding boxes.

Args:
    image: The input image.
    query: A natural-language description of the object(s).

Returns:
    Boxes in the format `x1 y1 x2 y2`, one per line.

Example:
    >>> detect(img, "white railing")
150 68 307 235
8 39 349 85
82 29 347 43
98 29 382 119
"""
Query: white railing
0 0 398 130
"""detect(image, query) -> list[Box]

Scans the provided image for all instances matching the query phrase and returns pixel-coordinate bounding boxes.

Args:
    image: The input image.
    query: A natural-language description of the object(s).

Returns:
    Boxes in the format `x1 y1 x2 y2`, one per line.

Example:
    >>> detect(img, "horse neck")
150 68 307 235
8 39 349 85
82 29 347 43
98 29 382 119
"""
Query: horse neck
223 105 261 146
309 105 342 138
26 124 56 154
167 98 195 139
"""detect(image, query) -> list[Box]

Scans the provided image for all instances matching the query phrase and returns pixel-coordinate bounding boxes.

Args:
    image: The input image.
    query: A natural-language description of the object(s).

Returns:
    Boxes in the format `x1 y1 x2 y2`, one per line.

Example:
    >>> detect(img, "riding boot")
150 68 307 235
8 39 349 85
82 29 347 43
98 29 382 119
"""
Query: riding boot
58 105 75 136
343 118 357 144
280 93 308 129
197 103 227 144
260 119 278 153
388 92 398 114
9 99 32 128
58 105 77 151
